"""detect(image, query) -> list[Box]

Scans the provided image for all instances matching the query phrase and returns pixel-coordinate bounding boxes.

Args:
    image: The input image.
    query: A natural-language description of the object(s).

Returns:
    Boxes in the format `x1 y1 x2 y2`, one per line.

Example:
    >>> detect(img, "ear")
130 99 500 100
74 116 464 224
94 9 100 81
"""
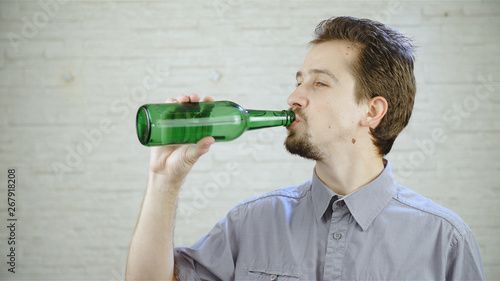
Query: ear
360 96 388 129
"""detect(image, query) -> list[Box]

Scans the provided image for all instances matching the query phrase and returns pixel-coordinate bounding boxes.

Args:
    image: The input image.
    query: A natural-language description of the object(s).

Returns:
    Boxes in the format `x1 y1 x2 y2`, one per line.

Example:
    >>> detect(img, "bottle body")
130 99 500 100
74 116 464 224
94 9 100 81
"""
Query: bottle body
136 101 294 146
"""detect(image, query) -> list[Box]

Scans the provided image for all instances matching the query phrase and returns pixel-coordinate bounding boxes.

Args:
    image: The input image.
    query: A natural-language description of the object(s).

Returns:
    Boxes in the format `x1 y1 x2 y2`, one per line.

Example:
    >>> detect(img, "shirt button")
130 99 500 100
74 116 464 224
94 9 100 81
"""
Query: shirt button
333 232 342 240
270 274 277 280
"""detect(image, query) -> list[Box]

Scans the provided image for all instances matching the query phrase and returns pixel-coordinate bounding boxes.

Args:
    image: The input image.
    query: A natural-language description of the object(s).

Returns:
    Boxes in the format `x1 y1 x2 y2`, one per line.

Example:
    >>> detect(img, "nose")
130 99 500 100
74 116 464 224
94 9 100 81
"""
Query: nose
287 85 309 109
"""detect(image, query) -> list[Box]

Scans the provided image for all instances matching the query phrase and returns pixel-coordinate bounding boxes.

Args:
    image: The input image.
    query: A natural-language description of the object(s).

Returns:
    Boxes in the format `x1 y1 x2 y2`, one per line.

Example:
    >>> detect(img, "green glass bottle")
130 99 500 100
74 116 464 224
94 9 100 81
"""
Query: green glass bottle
136 101 295 146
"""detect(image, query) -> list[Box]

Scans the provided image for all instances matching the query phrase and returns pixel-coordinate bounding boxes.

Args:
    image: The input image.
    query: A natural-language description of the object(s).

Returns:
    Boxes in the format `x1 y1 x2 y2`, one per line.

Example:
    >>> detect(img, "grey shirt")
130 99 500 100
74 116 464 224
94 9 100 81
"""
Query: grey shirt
174 161 484 281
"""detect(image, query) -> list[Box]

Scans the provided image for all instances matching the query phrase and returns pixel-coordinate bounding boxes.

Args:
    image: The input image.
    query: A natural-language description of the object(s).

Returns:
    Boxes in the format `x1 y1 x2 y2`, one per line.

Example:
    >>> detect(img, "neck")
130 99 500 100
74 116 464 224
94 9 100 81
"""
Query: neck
315 150 385 196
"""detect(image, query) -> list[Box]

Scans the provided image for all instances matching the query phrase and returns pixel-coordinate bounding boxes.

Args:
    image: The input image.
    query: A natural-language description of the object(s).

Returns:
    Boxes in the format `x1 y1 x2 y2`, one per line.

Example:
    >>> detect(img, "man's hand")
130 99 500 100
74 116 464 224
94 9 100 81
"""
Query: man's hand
126 94 215 281
148 94 215 186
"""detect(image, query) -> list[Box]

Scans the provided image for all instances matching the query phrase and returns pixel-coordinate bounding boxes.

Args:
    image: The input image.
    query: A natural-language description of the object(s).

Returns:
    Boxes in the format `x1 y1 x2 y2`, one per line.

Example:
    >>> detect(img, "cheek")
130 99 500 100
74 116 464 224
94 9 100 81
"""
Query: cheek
328 105 351 127
315 106 336 130
315 99 360 131
328 108 361 134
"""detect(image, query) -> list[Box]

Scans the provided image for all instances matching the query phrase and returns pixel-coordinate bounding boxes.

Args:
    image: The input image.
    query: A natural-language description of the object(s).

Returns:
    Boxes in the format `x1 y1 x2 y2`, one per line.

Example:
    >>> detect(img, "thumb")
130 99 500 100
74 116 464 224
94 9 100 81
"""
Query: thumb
185 136 215 165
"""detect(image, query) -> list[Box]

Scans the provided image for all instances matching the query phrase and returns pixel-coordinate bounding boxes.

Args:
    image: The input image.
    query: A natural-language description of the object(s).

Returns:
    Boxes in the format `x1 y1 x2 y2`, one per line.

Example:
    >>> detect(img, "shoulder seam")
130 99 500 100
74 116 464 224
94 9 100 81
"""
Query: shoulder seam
393 191 469 237
237 182 311 208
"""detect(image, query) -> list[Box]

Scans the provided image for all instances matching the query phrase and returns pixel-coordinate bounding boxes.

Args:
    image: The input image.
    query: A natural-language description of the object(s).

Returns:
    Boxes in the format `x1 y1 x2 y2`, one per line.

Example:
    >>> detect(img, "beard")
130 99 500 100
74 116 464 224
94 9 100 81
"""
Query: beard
284 109 324 161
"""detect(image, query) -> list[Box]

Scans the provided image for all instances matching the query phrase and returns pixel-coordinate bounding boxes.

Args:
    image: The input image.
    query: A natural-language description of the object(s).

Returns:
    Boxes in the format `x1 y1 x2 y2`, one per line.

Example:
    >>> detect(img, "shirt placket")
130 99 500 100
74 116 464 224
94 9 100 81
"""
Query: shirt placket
323 200 349 281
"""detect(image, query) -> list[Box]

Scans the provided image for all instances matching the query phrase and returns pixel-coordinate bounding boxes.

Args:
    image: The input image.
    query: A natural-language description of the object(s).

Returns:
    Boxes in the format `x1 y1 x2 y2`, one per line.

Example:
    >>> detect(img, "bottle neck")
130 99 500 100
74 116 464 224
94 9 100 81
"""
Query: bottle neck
246 110 295 130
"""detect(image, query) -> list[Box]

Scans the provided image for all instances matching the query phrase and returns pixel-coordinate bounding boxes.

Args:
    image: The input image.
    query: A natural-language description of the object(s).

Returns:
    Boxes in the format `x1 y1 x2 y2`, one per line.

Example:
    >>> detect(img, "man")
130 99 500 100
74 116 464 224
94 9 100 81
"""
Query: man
126 16 484 280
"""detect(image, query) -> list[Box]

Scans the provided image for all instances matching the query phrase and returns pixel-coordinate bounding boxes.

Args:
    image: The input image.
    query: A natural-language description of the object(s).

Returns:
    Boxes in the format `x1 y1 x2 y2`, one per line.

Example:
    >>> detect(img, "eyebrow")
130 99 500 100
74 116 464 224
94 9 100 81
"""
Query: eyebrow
296 69 339 83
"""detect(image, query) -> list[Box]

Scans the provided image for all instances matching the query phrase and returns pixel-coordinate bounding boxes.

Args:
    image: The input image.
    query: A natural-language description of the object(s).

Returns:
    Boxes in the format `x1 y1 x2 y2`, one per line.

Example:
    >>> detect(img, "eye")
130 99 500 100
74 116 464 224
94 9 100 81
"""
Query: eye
315 81 327 87
295 82 302 87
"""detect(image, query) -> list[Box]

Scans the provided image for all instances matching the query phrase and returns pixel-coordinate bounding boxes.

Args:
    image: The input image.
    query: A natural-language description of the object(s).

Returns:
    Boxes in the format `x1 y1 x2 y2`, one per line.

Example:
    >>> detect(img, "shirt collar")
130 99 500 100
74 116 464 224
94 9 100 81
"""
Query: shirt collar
311 160 397 231
311 170 337 222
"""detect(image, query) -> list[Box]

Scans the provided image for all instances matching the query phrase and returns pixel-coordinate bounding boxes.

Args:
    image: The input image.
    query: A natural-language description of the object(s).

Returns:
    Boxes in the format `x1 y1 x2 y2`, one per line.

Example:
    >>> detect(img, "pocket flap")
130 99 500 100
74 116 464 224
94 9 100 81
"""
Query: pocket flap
248 267 301 280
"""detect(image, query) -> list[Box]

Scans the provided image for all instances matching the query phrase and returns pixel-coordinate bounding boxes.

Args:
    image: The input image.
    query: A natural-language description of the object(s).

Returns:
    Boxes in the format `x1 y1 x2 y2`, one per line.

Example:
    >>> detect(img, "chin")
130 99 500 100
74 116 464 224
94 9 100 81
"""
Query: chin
284 133 322 161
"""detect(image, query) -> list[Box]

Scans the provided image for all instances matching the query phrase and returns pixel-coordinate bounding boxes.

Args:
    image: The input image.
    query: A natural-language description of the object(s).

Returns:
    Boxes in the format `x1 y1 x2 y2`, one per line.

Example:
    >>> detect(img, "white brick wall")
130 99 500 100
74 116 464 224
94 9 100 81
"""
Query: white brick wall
0 1 499 280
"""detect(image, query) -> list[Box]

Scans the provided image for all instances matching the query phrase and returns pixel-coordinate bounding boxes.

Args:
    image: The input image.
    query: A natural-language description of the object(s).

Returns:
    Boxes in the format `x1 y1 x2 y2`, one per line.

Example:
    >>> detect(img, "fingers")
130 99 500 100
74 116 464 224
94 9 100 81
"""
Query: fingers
177 94 200 103
186 136 215 165
203 96 214 102
165 97 177 103
176 95 192 103
166 94 213 104
198 136 215 147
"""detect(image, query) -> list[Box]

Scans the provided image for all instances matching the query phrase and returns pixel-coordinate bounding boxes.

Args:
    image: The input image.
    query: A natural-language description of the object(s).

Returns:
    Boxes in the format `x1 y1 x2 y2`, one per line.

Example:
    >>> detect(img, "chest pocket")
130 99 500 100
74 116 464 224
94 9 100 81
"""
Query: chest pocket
247 268 301 280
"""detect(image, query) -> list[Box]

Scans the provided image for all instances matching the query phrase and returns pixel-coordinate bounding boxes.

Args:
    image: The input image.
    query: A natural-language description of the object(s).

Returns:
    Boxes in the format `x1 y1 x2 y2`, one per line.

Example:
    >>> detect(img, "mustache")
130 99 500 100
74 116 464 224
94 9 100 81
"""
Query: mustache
289 107 306 122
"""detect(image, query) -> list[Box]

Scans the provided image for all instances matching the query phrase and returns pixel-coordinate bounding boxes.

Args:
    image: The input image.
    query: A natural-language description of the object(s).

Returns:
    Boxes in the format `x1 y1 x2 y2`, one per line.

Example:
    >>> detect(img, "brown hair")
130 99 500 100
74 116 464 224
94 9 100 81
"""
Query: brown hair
311 16 416 155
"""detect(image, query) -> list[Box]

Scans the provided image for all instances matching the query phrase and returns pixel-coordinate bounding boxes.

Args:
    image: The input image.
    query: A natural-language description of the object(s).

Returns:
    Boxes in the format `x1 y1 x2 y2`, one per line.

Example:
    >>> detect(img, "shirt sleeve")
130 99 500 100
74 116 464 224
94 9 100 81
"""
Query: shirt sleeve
446 230 485 281
174 206 240 281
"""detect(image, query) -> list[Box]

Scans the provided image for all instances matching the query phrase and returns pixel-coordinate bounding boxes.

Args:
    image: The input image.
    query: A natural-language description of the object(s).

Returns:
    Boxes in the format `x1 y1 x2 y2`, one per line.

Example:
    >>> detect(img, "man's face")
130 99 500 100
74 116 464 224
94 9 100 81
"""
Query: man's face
285 40 367 160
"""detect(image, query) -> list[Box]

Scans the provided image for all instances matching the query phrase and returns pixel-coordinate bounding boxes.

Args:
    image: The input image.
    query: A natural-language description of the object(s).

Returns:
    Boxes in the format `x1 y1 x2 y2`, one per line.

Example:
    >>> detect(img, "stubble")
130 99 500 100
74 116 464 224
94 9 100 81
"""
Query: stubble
284 108 324 161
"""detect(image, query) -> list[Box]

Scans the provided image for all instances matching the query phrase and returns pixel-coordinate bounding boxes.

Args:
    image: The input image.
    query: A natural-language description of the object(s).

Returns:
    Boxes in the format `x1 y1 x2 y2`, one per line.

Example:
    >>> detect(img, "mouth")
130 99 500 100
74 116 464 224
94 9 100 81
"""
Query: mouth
286 120 298 130
286 115 301 130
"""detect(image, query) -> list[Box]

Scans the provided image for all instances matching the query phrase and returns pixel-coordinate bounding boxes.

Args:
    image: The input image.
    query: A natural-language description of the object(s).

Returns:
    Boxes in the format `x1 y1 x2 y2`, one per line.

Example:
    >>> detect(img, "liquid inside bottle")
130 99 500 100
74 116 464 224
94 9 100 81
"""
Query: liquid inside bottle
136 101 294 146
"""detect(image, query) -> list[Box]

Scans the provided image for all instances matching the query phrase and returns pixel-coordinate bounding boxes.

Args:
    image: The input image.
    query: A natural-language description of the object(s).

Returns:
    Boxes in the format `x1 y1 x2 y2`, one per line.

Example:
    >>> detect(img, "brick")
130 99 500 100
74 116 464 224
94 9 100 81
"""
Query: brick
0 68 23 85
443 23 500 45
424 12 498 25
5 39 47 59
0 49 5 69
23 64 71 87
397 24 441 45
0 1 20 19
462 1 500 16
44 40 83 58
381 2 423 26
421 46 500 83
4 88 86 126
422 1 463 16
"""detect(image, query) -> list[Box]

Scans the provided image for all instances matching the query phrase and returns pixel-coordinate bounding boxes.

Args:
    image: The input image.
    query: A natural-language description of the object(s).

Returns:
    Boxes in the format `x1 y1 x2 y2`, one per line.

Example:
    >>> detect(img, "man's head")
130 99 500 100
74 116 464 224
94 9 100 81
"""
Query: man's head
285 16 416 159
